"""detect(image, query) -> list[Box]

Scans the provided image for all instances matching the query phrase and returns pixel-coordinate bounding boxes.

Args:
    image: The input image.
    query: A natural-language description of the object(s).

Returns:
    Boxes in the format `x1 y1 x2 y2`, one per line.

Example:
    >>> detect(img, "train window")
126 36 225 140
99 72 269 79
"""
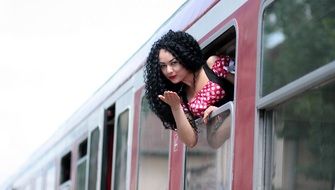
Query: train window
202 27 236 59
263 80 335 190
22 183 32 190
78 139 88 159
76 138 88 190
45 166 56 190
185 102 234 190
113 109 129 190
261 0 335 96
185 26 236 190
76 159 87 190
260 1 335 190
137 97 169 190
88 127 100 190
35 174 43 190
60 152 71 185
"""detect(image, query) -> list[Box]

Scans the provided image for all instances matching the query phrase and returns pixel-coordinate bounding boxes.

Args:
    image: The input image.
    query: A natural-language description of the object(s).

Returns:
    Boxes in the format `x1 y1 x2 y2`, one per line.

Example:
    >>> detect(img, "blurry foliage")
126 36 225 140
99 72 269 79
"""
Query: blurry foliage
275 82 335 187
262 0 335 95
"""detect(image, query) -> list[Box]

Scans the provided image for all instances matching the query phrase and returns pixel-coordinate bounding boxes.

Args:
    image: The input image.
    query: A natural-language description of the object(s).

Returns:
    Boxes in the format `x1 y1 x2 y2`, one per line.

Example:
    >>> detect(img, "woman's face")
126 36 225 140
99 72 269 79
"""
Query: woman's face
158 49 190 84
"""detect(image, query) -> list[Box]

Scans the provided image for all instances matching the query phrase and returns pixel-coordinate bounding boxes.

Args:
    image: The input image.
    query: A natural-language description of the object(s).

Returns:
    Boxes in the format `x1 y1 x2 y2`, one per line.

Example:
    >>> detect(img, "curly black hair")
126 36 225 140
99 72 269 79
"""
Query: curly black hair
144 30 205 130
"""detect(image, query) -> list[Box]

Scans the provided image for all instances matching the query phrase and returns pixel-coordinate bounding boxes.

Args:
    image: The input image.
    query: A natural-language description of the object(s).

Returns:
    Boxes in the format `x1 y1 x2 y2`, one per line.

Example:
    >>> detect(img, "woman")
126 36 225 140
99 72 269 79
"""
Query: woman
144 30 234 147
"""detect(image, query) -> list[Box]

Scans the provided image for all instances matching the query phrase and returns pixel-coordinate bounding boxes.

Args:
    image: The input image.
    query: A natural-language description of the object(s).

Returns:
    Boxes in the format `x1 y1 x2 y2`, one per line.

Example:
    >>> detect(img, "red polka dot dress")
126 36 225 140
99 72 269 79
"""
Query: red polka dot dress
183 56 234 118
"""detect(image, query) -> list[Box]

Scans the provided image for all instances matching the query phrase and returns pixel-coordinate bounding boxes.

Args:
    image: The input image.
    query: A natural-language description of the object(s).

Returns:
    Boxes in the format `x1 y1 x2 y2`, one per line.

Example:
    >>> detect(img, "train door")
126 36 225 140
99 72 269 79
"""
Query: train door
100 88 133 190
112 89 133 190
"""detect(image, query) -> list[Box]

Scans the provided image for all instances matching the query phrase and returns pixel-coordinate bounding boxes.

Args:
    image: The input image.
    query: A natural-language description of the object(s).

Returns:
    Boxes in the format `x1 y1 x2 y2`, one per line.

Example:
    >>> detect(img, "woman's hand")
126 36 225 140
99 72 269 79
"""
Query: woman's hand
159 91 198 147
158 91 181 111
203 106 218 124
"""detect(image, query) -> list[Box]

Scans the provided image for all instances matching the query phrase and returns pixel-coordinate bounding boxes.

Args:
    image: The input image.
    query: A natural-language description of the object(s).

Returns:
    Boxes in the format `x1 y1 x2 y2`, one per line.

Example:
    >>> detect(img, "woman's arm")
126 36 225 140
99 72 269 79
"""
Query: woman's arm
159 91 197 147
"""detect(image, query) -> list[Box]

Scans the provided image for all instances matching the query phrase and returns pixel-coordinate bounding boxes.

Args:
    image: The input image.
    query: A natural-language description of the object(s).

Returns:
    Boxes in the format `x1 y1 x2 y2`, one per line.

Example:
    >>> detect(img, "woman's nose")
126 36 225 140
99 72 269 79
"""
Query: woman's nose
166 65 173 73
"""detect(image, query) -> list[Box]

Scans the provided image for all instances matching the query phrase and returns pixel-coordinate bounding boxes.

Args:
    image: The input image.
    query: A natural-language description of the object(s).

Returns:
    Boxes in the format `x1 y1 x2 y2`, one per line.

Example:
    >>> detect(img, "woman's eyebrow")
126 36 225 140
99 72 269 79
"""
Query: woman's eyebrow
169 58 177 63
159 58 177 65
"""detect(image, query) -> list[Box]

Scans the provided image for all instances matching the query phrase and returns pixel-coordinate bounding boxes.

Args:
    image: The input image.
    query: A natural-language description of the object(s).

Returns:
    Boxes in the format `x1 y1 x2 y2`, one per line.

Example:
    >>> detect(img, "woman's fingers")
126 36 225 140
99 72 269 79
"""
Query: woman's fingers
158 95 166 102
164 91 177 99
158 91 181 107
203 106 217 124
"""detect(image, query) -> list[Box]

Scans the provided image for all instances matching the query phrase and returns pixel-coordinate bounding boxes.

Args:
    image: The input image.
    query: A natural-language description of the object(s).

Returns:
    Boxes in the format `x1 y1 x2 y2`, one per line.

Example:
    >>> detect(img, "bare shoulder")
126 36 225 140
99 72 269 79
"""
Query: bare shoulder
206 55 219 68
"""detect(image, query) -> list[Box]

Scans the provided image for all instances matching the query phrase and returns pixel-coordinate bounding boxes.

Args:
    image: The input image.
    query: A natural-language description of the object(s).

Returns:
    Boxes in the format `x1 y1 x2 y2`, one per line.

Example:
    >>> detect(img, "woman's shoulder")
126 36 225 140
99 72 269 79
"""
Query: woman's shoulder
206 55 234 78
206 55 232 68
206 55 220 69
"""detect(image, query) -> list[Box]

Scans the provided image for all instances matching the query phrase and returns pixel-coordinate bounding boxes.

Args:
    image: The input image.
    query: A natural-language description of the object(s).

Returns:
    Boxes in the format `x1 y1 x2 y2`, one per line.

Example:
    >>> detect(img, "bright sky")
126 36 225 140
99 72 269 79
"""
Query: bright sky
0 0 185 186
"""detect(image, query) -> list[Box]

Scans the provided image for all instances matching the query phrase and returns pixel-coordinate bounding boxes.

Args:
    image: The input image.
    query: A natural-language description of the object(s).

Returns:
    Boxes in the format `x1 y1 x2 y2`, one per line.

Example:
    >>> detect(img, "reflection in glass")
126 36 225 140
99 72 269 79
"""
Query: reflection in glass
137 98 169 190
268 80 335 190
88 128 100 190
76 160 87 190
206 111 231 149
185 109 232 190
261 0 335 96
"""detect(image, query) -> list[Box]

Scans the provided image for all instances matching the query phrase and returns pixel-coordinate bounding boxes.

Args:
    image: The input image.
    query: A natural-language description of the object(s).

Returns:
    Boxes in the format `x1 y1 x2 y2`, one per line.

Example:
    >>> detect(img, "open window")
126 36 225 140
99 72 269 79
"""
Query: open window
184 26 236 190
202 26 236 59
78 139 87 159
60 152 71 189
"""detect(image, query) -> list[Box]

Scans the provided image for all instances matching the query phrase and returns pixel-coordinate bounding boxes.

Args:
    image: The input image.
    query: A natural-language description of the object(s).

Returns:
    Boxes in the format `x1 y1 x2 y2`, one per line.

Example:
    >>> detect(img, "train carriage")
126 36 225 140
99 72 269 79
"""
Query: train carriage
3 0 335 190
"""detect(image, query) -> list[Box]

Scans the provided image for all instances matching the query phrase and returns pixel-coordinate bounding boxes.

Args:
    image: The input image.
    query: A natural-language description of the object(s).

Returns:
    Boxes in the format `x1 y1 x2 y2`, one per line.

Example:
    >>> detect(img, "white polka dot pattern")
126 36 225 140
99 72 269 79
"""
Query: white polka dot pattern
182 56 232 117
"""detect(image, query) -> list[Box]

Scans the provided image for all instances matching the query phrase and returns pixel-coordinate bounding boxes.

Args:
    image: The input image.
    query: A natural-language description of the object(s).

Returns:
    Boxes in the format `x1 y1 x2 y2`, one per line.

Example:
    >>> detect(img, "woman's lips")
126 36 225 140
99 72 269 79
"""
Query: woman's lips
168 75 176 80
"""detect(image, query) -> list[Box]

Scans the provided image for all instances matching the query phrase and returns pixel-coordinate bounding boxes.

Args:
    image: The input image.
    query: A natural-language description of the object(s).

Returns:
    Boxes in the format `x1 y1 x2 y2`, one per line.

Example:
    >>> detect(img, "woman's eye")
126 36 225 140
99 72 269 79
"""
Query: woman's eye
171 61 178 65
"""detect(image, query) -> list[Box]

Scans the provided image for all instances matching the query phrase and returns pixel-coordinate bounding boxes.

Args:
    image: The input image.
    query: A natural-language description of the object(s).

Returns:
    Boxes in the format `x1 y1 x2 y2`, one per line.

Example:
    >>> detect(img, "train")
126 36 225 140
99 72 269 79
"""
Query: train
2 0 335 189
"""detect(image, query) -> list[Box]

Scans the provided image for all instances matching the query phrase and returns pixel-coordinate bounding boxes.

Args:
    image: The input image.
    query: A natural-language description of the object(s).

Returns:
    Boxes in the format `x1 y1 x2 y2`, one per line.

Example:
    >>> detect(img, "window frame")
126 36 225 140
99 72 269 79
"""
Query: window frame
184 21 238 190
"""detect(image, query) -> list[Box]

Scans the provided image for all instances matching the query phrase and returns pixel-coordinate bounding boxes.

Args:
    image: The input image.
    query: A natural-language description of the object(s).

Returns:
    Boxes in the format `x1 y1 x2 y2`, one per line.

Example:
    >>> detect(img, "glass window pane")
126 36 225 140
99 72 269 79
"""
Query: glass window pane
268 80 335 190
24 184 32 190
35 174 43 190
137 98 169 190
88 127 100 190
185 109 233 190
261 0 335 96
114 110 129 190
46 166 56 190
76 160 87 190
